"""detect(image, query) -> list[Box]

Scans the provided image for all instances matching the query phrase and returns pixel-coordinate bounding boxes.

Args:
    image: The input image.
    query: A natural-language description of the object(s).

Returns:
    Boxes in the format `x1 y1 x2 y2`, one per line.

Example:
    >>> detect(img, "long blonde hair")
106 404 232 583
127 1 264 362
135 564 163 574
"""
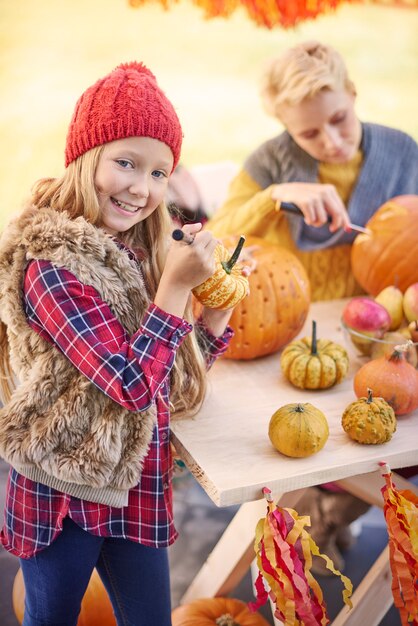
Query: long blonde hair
0 147 207 417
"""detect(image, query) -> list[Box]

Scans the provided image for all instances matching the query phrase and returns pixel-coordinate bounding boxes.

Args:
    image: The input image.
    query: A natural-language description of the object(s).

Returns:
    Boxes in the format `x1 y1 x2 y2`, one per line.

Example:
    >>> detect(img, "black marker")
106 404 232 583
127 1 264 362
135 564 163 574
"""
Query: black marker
172 229 195 245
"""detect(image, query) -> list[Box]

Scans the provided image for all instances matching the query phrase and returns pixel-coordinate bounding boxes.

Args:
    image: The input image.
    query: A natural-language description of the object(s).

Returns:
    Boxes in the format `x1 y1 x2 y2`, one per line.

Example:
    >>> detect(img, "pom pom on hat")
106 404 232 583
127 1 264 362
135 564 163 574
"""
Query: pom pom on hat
65 61 182 170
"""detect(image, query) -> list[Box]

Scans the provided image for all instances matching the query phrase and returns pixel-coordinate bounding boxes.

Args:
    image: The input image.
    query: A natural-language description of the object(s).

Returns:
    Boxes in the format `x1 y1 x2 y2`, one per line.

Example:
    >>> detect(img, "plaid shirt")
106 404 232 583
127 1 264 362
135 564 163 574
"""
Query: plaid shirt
1 257 232 558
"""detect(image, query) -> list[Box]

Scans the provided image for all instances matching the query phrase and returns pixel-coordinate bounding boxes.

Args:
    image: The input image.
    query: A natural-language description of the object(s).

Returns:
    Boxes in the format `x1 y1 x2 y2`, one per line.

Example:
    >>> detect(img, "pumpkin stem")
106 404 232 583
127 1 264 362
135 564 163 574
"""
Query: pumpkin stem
294 403 305 413
366 388 373 404
311 320 318 355
389 341 413 361
221 236 246 274
215 614 240 626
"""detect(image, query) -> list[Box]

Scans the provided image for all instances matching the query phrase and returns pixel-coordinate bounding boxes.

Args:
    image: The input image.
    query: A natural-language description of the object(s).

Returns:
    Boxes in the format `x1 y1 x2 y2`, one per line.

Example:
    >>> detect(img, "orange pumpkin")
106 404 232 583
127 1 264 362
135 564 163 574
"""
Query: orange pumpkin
351 195 418 295
221 236 311 360
353 343 418 415
13 567 116 626
171 597 271 626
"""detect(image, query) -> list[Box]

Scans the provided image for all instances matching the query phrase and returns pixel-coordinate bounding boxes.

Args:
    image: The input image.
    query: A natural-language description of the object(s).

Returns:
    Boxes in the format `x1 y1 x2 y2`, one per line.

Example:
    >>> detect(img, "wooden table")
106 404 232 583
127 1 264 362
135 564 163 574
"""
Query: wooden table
171 299 418 625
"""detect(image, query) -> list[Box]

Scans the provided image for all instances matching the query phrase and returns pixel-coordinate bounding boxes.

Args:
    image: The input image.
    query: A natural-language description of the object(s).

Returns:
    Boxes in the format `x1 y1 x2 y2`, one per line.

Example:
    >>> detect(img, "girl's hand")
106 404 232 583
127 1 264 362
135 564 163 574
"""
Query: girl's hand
271 182 350 233
154 223 218 319
164 223 218 290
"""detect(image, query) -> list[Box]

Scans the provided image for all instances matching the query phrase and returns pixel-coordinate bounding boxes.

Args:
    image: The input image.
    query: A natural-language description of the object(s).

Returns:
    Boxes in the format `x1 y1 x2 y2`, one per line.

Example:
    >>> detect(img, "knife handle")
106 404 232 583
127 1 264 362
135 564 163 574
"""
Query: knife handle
279 202 332 223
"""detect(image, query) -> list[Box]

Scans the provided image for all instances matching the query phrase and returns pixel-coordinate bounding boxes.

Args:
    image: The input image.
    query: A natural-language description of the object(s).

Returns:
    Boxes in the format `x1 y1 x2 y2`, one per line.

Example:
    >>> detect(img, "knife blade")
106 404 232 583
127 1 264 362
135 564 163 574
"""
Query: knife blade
279 202 370 235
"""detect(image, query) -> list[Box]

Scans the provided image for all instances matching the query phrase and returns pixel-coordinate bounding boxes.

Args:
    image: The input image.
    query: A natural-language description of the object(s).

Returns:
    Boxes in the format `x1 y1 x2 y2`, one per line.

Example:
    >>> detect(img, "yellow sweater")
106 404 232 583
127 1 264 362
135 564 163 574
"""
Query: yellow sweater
206 152 365 302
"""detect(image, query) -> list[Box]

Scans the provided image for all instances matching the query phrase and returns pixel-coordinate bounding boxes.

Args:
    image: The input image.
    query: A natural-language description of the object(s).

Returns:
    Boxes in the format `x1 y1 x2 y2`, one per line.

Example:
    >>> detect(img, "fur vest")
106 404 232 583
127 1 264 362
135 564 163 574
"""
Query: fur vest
0 206 157 507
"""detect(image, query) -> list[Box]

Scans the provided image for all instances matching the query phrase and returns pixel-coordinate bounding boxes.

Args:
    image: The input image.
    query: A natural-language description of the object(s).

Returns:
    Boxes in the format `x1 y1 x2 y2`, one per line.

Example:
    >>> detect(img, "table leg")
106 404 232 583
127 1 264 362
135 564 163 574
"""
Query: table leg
180 489 307 604
332 546 392 626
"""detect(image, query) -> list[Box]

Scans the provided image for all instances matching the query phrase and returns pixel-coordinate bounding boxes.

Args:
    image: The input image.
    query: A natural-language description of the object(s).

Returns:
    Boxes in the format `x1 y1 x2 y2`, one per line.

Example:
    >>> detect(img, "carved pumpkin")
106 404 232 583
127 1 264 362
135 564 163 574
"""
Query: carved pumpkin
192 236 249 310
268 402 329 458
171 597 271 626
342 388 397 444
220 236 310 360
353 343 418 415
280 320 349 389
13 567 116 626
351 195 418 296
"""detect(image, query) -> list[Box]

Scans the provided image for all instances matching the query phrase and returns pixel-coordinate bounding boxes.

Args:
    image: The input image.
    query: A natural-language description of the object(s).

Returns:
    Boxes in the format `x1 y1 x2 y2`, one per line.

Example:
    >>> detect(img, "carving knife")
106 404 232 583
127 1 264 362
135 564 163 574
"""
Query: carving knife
279 202 371 235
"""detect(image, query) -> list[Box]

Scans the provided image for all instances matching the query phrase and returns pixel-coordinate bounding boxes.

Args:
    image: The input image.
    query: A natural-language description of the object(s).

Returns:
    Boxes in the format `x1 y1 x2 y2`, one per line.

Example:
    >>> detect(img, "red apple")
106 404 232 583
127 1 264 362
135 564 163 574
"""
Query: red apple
342 297 391 355
403 282 418 322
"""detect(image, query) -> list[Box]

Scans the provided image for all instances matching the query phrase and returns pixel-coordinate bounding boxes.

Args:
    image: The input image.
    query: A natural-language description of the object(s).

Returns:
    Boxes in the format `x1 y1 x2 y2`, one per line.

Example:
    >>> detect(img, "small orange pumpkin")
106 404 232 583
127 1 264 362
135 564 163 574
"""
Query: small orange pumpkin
13 567 116 626
171 597 271 626
192 236 249 310
353 343 418 415
351 195 418 295
220 236 311 360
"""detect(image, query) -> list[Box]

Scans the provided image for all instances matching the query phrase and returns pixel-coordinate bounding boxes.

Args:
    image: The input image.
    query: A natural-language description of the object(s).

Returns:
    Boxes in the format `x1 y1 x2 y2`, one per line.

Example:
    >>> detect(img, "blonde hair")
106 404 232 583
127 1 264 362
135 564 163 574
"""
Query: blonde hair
260 40 356 120
0 147 207 418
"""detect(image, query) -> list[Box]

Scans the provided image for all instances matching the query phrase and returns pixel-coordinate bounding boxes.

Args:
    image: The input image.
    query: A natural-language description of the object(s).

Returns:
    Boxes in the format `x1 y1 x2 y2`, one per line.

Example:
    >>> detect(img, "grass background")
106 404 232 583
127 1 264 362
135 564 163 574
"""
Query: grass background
0 0 418 229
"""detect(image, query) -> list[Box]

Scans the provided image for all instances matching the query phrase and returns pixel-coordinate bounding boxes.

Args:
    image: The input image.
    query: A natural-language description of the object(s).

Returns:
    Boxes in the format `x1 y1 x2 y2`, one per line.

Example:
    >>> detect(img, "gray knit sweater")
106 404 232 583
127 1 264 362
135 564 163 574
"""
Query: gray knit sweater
244 122 418 251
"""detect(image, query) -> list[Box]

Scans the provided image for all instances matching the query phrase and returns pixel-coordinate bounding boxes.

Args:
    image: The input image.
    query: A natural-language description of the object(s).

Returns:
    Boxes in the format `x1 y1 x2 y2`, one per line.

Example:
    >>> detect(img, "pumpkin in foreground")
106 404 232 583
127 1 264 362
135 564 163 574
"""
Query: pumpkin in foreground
220 236 311 360
13 567 115 626
353 342 418 415
192 235 249 310
268 402 329 458
171 597 270 626
351 194 418 295
342 388 397 444
280 320 349 389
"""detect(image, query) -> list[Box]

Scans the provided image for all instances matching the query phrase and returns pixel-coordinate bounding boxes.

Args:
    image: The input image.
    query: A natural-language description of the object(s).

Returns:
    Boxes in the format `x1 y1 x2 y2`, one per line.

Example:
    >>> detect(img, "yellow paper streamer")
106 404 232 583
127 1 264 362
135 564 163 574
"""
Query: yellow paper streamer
249 488 352 626
380 463 418 626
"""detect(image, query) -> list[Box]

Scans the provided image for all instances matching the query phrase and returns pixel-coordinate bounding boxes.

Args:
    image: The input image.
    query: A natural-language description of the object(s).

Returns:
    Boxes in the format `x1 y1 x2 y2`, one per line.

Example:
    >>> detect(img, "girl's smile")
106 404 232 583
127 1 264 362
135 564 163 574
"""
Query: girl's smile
94 136 173 235
111 197 145 213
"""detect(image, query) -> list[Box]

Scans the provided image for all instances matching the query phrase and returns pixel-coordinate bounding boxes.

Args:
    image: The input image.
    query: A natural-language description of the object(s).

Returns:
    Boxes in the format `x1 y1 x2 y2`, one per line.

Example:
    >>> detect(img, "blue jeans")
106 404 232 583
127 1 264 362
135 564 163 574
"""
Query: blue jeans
19 517 172 626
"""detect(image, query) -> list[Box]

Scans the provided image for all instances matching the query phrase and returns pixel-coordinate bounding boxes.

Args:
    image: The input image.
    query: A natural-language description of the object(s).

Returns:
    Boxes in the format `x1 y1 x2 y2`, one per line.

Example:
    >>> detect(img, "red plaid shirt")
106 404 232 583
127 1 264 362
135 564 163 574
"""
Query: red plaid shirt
1 257 232 558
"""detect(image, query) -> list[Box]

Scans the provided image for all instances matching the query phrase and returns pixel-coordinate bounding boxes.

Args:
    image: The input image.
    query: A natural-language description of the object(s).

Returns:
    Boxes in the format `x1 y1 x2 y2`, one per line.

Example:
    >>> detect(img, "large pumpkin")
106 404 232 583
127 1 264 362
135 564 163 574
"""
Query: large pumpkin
221 236 311 360
351 195 418 295
172 597 271 626
13 567 116 626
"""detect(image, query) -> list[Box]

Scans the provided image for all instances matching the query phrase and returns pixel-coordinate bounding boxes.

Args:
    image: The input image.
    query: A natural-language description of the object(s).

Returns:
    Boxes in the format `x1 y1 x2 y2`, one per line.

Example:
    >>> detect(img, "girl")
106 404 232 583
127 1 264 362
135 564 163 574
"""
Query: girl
0 62 236 626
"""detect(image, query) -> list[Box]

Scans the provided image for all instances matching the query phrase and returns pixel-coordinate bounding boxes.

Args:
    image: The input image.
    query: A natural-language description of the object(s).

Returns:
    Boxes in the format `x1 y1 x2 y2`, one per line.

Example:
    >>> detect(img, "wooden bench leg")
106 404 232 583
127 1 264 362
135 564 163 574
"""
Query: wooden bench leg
337 469 418 507
332 545 392 626
180 489 307 603
180 498 266 603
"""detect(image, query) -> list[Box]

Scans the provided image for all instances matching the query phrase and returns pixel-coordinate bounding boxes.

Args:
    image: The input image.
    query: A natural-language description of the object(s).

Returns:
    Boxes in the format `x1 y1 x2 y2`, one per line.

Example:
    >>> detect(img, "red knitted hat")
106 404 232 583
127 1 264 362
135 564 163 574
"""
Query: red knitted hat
65 62 182 170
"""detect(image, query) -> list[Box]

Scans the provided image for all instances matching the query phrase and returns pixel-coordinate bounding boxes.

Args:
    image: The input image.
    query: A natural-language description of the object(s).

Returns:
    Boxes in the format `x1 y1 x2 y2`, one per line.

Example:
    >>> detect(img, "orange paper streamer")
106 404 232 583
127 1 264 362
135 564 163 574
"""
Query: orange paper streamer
380 463 418 626
128 0 418 29
248 487 352 625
